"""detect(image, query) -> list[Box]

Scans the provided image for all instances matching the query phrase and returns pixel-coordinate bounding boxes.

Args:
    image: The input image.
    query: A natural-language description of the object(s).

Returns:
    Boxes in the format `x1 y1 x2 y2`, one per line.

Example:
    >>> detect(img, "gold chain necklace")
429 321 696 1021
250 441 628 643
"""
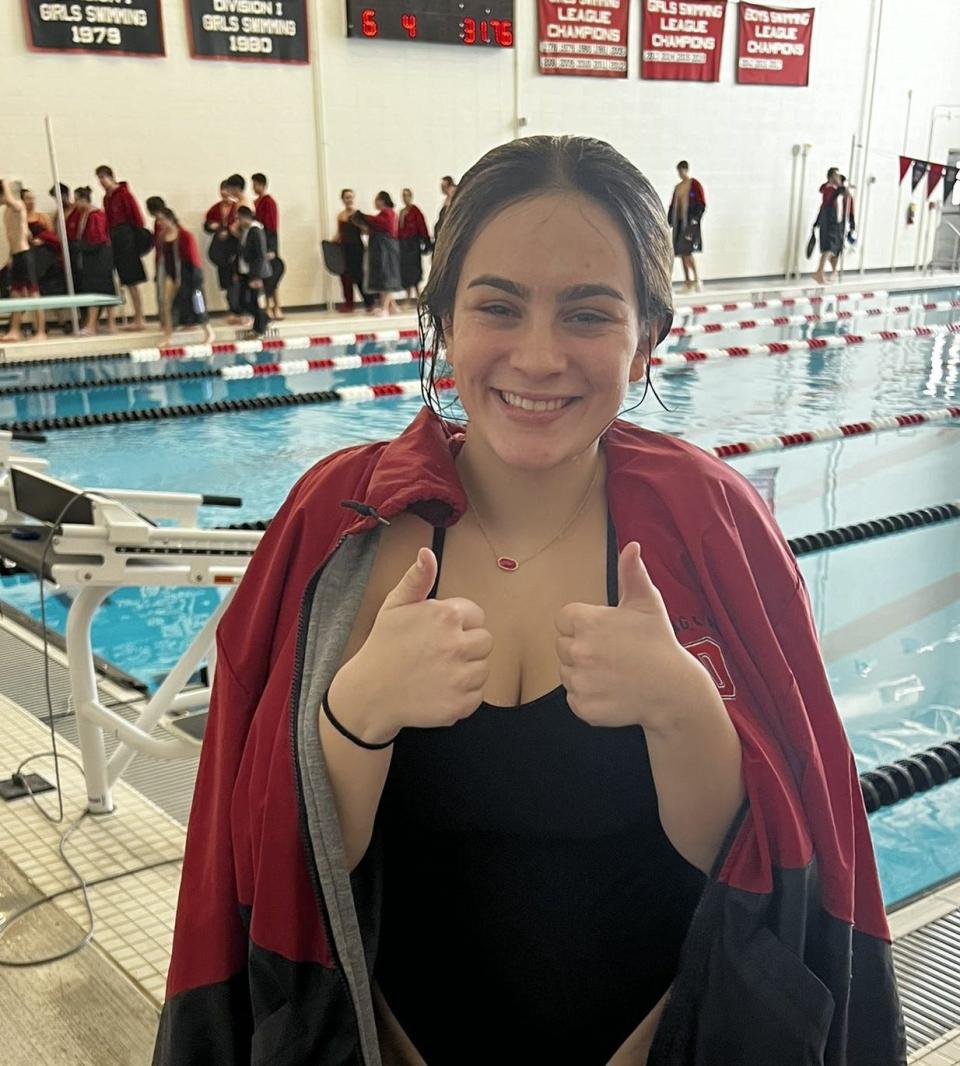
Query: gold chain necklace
467 462 602 572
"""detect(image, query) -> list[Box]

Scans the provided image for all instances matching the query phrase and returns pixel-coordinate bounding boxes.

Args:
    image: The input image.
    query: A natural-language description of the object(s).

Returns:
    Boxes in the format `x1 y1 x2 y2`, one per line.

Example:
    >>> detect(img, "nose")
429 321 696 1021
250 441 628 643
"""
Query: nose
508 315 569 379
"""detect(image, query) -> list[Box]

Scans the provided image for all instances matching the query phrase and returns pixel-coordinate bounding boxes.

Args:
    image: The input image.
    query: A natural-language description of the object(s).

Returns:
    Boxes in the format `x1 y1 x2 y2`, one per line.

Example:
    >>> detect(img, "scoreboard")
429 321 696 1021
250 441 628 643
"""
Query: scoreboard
345 2 514 47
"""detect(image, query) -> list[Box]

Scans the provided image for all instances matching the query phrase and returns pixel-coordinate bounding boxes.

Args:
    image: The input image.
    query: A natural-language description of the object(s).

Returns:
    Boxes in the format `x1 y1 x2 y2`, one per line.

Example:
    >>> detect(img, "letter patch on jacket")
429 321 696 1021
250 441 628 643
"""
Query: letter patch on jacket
682 636 736 701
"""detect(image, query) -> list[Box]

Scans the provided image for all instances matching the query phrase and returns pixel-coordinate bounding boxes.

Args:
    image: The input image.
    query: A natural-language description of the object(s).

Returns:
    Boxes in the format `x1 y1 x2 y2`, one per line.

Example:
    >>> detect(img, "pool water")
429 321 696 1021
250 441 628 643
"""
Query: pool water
2 287 959 906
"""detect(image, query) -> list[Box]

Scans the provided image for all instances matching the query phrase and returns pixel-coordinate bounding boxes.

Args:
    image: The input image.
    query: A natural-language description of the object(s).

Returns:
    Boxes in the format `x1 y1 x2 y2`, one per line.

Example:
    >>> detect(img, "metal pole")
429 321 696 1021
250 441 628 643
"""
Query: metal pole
856 0 883 200
785 144 800 281
858 175 875 274
794 144 811 279
309 8 332 310
890 89 912 273
44 115 79 334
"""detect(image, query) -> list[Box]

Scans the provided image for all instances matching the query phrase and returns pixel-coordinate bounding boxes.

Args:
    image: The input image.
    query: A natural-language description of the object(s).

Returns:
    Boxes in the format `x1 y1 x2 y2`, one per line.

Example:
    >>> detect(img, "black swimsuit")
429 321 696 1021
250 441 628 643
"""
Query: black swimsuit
375 518 706 1065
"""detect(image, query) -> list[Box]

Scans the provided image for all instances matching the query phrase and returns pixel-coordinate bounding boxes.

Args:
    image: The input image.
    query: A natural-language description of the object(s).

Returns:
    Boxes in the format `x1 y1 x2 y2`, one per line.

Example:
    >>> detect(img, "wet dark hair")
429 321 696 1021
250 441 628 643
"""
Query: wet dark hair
146 195 166 214
376 191 395 208
49 182 70 199
677 160 690 171
227 173 245 191
95 165 114 179
252 172 267 186
74 186 93 203
418 135 674 425
237 205 254 220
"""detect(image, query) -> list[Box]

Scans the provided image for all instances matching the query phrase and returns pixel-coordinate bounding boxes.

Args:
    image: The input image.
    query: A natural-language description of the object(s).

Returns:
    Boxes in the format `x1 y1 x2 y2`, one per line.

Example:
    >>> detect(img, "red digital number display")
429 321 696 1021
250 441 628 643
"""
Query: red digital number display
348 4 514 47
461 17 513 47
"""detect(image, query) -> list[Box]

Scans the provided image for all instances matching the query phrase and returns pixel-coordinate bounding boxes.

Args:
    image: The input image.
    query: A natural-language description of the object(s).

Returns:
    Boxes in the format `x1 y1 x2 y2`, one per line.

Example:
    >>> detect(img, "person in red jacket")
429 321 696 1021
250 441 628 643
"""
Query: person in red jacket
252 172 283 321
154 205 215 345
350 191 401 316
204 180 242 323
398 186 430 303
667 160 706 292
71 185 117 335
95 164 147 331
156 136 904 1066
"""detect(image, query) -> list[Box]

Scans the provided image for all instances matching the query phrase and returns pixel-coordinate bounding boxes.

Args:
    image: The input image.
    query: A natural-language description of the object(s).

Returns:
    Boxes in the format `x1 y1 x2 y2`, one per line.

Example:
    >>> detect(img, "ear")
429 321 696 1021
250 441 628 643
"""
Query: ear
627 319 659 383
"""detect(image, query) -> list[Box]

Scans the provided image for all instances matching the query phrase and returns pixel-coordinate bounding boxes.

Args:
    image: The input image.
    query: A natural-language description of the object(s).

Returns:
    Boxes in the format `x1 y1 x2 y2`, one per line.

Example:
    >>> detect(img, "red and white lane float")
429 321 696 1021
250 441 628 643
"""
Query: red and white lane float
669 299 960 338
710 406 960 458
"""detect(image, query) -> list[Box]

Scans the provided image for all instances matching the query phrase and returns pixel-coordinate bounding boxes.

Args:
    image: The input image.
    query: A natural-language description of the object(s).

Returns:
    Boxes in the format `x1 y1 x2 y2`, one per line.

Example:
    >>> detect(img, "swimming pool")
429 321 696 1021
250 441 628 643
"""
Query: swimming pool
2 285 958 906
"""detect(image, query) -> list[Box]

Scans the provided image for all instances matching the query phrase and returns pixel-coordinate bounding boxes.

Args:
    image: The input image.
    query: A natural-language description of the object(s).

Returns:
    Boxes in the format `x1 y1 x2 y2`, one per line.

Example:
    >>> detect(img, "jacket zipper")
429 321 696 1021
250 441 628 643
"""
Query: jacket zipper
288 529 368 1064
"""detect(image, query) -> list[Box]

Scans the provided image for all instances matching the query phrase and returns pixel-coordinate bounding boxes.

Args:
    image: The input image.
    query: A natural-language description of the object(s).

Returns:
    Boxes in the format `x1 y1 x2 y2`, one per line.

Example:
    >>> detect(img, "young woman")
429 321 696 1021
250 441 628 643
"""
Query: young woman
668 160 706 292
154 206 215 345
204 180 242 323
352 191 402 316
71 186 116 336
157 137 904 1066
23 187 66 302
332 188 373 313
398 186 430 302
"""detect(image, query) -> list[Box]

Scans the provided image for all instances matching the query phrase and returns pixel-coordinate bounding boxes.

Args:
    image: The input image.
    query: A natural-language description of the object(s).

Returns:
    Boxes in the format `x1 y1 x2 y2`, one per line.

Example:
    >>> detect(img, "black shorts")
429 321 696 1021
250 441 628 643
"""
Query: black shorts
110 223 147 286
9 249 39 297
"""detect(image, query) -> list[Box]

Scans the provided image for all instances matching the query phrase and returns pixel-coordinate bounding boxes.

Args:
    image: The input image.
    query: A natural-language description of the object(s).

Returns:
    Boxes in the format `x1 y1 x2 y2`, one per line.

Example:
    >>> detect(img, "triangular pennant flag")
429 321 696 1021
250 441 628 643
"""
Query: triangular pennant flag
899 155 911 183
911 159 927 191
944 166 958 204
927 163 944 197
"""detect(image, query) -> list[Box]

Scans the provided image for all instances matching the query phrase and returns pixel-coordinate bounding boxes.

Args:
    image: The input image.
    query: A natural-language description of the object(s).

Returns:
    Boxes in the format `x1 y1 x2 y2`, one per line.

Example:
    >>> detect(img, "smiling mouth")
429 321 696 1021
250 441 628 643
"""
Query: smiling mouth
496 389 577 413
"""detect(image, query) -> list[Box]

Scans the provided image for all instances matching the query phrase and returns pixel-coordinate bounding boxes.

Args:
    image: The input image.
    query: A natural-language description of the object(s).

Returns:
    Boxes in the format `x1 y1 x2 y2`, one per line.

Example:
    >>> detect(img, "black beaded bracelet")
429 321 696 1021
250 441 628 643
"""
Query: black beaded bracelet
321 688 396 751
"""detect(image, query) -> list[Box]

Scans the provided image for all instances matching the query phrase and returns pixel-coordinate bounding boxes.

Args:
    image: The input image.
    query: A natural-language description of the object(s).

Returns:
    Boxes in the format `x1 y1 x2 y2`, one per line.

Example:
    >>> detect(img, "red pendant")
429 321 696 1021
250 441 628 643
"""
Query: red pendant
497 556 519 572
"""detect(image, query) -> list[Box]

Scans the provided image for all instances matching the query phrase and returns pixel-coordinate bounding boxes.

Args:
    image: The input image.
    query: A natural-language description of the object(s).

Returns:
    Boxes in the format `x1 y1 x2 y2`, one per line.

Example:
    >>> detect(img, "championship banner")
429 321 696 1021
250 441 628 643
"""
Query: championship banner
538 0 629 78
736 3 813 86
24 0 164 56
186 0 308 63
898 156 911 183
911 160 927 191
641 0 726 82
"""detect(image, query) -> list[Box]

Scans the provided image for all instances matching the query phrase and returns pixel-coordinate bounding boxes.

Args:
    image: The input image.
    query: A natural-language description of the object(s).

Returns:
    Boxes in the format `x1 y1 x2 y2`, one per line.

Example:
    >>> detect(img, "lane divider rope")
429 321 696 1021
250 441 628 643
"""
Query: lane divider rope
711 406 960 458
668 299 960 338
0 377 457 434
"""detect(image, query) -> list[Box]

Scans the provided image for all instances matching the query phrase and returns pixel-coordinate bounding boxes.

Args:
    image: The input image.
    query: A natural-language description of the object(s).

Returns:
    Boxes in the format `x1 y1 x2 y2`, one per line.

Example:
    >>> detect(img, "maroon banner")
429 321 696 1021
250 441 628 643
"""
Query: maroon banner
736 3 813 86
640 0 726 82
538 0 629 77
926 163 944 197
898 155 911 183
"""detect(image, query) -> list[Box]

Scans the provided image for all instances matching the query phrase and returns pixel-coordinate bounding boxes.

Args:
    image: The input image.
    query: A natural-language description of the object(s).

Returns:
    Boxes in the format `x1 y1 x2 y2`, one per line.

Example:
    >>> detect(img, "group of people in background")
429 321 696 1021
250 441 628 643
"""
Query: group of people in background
330 176 455 315
0 167 282 342
1 158 861 343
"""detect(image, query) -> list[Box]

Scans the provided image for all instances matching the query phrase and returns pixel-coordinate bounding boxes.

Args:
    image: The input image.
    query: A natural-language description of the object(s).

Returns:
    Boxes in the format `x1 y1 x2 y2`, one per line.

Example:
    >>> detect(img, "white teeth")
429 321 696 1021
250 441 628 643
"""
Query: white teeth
500 391 568 413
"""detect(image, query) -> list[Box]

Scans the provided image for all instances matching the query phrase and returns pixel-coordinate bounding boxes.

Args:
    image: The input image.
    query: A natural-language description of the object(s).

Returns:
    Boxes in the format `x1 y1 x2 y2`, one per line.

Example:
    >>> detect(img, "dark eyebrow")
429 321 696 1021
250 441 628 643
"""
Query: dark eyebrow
466 275 529 299
465 276 625 304
558 283 626 304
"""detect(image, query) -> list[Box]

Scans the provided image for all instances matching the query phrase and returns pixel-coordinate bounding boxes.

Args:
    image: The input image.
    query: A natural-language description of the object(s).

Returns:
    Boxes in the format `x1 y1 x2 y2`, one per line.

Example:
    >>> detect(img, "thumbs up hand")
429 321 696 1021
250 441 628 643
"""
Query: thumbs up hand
555 543 716 731
330 548 493 745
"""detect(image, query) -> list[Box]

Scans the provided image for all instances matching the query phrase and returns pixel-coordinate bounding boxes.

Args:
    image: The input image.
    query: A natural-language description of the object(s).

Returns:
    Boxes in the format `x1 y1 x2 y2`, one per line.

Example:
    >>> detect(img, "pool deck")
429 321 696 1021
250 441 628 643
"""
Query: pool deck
0 651 958 1063
1 268 958 366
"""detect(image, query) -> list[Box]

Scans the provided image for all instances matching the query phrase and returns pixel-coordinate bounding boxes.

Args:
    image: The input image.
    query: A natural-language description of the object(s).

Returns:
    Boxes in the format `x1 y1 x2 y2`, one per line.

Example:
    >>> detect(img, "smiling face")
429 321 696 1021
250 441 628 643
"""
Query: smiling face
444 192 647 472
